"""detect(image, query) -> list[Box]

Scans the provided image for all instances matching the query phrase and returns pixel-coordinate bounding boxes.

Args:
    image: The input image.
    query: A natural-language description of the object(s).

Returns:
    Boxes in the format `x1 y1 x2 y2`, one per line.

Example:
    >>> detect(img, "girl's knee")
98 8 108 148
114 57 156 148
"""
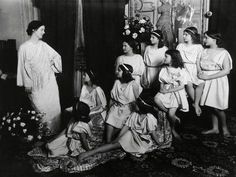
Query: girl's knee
154 96 161 105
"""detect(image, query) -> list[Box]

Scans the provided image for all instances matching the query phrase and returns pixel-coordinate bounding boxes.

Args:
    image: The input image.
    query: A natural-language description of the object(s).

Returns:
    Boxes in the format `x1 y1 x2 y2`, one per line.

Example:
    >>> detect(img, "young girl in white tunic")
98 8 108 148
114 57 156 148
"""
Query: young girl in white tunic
176 27 204 116
198 31 232 136
79 70 107 121
142 30 168 89
154 49 189 140
106 64 140 142
46 101 91 157
115 37 145 94
77 98 160 161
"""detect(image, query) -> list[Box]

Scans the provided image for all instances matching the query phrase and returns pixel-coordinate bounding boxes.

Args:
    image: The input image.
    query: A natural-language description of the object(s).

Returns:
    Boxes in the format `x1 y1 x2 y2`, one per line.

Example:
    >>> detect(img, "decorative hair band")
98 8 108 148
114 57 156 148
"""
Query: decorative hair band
151 31 161 38
122 64 130 72
185 28 197 35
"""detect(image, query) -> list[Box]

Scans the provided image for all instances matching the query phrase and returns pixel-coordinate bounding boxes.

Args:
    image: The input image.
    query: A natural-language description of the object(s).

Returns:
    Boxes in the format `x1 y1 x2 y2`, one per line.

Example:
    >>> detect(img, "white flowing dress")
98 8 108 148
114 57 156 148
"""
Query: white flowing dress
115 54 145 93
106 80 138 129
142 46 167 88
177 43 204 85
118 112 157 157
79 85 107 120
155 67 189 112
200 49 233 110
17 40 62 134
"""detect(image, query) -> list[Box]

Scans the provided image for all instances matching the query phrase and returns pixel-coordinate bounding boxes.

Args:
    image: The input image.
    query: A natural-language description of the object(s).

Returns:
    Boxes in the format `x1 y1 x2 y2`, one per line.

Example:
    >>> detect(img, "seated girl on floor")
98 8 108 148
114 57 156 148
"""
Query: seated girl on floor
105 64 140 143
154 49 189 140
77 97 160 161
79 69 107 124
46 101 92 157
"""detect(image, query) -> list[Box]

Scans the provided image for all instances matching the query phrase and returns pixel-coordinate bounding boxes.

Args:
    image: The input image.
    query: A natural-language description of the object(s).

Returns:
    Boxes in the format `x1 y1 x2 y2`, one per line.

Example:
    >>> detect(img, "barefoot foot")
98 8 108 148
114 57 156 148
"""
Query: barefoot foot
192 103 202 117
222 129 231 138
172 130 182 141
77 152 89 162
201 129 219 135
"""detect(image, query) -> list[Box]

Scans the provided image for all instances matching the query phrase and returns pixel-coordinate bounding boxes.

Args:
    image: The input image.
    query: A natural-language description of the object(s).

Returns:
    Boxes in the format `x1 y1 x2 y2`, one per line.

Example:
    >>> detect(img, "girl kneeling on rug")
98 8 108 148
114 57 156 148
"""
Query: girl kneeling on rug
77 98 160 161
46 101 92 157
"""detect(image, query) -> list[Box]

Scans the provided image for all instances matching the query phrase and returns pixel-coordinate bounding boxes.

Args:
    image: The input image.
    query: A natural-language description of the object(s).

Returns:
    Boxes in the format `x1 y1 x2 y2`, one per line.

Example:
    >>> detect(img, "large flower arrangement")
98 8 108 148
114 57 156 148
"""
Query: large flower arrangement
0 108 48 142
123 14 154 43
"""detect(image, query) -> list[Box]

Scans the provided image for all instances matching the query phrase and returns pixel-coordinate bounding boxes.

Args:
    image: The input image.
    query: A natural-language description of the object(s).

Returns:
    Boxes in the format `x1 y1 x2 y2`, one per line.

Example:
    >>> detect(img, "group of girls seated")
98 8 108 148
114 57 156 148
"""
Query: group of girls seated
36 26 232 167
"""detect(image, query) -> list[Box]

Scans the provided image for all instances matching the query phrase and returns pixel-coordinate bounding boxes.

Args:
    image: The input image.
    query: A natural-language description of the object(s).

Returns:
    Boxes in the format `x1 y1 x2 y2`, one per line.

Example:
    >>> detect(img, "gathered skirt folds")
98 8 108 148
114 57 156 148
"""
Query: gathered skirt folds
28 75 61 135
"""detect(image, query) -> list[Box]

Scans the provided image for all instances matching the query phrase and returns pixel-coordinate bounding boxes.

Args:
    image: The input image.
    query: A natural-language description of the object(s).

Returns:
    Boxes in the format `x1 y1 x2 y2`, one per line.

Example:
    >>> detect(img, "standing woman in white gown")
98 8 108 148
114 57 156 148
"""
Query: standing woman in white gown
17 20 62 136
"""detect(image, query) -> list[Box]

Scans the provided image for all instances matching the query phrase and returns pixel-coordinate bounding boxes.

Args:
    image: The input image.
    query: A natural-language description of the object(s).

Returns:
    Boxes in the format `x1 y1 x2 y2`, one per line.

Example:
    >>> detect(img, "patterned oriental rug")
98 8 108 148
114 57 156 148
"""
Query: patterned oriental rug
0 111 236 177
27 111 172 174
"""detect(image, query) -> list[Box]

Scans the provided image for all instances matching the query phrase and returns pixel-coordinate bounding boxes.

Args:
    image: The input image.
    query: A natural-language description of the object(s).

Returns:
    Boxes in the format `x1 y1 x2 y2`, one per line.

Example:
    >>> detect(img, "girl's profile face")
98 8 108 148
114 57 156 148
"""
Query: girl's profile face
203 34 215 46
150 34 159 45
183 31 192 43
117 67 123 78
82 73 91 82
164 54 172 65
122 42 132 54
34 25 45 39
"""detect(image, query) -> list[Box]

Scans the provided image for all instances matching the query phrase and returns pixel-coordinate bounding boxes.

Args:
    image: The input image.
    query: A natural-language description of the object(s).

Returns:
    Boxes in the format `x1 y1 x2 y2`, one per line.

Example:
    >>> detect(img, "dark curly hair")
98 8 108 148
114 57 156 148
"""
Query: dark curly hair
184 26 200 44
165 49 184 69
26 20 44 36
84 69 98 85
72 99 90 123
118 64 134 83
204 31 224 48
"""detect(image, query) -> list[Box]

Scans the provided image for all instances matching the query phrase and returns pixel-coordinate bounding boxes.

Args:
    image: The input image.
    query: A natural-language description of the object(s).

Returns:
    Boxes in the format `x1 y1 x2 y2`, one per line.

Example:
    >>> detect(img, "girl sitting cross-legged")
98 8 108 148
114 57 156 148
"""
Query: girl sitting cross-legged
105 64 140 143
77 98 160 161
154 49 189 140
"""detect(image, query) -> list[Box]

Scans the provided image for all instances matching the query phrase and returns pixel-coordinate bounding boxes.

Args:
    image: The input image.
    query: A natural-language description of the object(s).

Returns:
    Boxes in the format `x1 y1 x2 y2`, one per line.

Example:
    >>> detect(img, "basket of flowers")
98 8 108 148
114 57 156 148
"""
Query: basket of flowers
123 14 154 43
0 108 48 143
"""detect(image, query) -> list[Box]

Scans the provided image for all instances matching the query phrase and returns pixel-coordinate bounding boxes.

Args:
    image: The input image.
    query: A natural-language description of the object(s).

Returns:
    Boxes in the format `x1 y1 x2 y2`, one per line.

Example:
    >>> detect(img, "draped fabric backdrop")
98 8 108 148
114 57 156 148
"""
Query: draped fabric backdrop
82 0 126 97
74 0 85 98
209 0 236 113
35 0 76 109
19 0 39 47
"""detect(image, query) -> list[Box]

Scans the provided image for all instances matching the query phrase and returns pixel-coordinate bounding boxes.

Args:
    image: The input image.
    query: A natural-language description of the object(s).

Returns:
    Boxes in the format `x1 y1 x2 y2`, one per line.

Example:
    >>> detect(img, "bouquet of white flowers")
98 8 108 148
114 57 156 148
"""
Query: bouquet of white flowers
0 108 48 142
123 14 154 43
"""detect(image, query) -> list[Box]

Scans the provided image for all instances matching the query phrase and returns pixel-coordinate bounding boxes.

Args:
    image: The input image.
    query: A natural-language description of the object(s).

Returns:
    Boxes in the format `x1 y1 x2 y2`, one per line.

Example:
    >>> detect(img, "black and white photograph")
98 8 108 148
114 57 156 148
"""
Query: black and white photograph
0 0 236 176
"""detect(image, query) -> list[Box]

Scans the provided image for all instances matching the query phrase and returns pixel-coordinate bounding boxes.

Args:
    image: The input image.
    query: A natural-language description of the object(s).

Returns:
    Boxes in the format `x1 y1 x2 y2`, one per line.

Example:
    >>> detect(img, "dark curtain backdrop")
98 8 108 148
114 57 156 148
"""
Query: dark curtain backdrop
35 0 76 109
209 0 236 113
82 0 126 97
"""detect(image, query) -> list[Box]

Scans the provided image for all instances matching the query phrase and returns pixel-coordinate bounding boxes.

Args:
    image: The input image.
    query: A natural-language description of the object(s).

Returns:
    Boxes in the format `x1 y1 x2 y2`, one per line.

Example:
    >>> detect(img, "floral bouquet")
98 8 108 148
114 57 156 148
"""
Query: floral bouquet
123 14 154 43
0 108 48 142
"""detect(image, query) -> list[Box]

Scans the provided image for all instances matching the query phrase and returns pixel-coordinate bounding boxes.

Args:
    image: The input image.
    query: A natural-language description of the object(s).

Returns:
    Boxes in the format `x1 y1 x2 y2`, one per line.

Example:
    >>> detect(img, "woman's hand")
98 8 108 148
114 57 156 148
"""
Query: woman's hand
0 74 7 80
